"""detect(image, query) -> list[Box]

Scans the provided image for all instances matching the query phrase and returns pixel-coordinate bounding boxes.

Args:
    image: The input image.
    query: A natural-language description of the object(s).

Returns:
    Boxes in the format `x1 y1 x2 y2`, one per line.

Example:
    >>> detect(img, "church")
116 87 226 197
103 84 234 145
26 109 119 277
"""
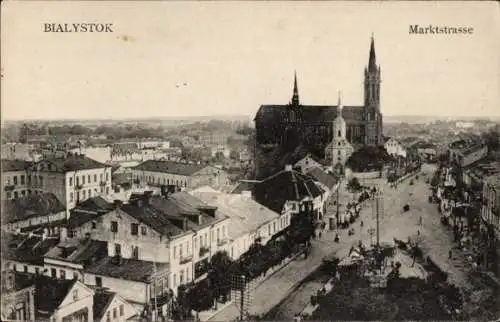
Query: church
254 36 384 162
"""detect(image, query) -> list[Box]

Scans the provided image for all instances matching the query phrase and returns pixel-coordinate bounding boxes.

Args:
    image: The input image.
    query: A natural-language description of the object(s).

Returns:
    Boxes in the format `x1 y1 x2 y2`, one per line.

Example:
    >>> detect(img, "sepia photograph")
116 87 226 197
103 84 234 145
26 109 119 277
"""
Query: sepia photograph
1 1 499 321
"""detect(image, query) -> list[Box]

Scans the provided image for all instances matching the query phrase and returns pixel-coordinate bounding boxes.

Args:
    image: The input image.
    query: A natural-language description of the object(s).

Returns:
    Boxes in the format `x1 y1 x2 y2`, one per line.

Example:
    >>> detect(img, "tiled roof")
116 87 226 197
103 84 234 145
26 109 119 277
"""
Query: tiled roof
132 160 208 176
192 192 279 240
305 167 338 189
44 239 108 265
255 105 365 123
4 233 60 265
85 256 170 283
253 168 323 213
3 193 65 224
1 159 32 172
33 155 109 172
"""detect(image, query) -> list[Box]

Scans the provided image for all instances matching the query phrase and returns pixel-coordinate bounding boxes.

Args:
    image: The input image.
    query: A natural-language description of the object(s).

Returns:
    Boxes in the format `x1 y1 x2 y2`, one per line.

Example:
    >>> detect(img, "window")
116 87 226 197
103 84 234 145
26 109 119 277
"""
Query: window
69 177 73 186
27 175 31 184
131 223 139 236
82 175 85 184
115 244 121 257
88 175 91 183
73 290 79 301
113 307 117 318
94 174 97 182
51 268 57 277
73 272 78 280
20 175 25 185
70 192 74 202
120 304 124 316
21 190 26 197
268 225 271 235
14 191 18 199
88 189 91 197
174 246 177 259
76 177 79 186
13 176 18 185
96 276 102 287
106 187 109 194
111 221 118 233
179 245 183 258
180 270 184 284
100 174 103 181
92 221 97 229
35 267 40 275
24 265 28 273
132 246 139 259
141 226 147 235
106 312 110 322
60 269 66 279
82 190 86 199
106 173 109 181
39 176 43 186
273 222 277 233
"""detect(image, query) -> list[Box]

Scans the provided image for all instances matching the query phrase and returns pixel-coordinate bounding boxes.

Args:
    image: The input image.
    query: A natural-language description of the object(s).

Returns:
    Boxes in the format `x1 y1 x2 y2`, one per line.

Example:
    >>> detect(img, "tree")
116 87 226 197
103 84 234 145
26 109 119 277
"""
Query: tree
347 177 362 192
208 251 234 302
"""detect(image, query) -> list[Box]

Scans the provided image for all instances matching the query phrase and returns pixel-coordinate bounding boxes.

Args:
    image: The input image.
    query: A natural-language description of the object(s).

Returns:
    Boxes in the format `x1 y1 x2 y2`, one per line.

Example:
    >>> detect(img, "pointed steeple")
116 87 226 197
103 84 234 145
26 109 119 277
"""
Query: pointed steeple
337 90 343 117
368 33 377 71
291 71 300 106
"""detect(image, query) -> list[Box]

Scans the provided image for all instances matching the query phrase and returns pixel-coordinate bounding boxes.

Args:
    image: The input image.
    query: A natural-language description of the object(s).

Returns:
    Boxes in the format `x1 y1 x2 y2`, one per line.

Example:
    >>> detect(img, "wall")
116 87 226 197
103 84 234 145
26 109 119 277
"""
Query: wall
97 294 138 322
132 170 190 189
84 274 148 305
1 285 35 322
2 170 30 199
53 283 94 322
43 258 84 281
191 167 229 190
4 211 66 232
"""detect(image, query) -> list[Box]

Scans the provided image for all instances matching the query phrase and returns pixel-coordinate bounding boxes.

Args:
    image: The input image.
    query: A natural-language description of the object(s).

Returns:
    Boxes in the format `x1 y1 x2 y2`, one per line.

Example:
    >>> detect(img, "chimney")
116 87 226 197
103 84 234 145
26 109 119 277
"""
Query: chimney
198 214 203 226
285 164 293 171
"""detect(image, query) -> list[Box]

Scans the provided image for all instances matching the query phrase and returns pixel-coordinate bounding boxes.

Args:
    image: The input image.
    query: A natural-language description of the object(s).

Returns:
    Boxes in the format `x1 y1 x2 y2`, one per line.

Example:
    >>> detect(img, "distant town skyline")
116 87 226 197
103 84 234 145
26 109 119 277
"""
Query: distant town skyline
2 1 499 121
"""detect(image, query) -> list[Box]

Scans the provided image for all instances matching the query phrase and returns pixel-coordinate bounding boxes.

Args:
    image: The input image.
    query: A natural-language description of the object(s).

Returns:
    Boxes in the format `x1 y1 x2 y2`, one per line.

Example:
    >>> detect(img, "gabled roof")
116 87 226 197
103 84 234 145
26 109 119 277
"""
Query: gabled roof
132 160 208 176
13 274 78 316
253 168 323 213
93 290 116 321
1 159 32 172
3 192 65 224
32 155 109 172
85 256 170 283
306 167 338 189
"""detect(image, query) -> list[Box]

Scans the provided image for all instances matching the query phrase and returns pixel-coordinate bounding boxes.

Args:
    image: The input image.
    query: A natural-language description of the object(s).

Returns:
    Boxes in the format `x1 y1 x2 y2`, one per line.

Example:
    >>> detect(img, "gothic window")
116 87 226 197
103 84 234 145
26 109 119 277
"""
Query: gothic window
290 111 296 122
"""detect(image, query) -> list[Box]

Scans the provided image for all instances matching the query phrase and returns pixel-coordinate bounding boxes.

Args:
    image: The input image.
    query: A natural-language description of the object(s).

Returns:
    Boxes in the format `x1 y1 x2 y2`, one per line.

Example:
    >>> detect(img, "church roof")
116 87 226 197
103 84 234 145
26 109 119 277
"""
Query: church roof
255 105 364 123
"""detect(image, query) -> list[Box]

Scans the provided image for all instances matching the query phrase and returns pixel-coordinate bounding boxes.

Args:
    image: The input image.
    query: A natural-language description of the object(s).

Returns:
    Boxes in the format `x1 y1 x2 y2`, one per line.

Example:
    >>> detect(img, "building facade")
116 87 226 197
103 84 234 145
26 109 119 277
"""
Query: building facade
325 95 355 166
254 36 383 158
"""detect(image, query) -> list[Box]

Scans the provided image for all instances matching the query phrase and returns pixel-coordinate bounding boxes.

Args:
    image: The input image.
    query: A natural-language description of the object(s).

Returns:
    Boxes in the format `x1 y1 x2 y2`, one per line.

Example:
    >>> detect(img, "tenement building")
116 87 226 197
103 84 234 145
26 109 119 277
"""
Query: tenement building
254 36 384 157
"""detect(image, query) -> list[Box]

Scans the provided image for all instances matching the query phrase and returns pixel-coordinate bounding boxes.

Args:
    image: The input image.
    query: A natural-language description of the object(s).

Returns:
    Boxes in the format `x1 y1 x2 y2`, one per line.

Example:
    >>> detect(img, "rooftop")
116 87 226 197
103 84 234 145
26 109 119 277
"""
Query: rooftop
231 180 260 194
305 167 338 190
3 233 60 265
1 159 32 172
68 197 115 228
32 154 109 172
44 239 107 266
192 191 279 240
132 160 208 176
93 289 117 321
3 193 65 224
85 256 169 283
253 167 323 213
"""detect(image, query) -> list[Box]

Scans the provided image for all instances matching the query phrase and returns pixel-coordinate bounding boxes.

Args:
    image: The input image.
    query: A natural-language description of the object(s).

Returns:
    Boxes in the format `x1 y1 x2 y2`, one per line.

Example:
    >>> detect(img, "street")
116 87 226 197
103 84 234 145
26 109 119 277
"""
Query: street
209 164 489 321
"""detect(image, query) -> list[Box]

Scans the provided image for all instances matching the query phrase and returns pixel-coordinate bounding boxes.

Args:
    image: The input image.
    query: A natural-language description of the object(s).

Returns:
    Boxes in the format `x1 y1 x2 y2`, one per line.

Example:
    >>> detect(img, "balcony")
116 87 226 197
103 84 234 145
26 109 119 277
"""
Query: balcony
199 246 210 257
179 254 193 265
217 238 229 247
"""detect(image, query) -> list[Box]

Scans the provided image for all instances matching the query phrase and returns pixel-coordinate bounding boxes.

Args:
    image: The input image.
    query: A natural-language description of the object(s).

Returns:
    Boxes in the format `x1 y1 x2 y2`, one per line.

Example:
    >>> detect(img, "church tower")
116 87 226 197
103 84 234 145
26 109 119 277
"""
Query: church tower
333 92 346 140
291 71 300 106
364 34 383 146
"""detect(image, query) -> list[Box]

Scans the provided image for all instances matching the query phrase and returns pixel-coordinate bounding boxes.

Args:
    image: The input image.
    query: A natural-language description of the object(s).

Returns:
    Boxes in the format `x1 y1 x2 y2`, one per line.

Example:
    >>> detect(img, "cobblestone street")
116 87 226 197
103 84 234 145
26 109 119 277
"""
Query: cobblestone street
209 164 494 321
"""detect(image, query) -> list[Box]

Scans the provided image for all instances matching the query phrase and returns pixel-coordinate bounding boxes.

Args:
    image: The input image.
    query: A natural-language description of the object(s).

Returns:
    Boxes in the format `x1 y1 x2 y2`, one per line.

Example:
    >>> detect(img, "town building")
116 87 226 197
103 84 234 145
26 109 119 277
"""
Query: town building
253 165 325 221
191 190 290 260
1 143 38 162
2 192 66 235
254 36 384 159
325 94 355 166
26 154 113 215
294 154 324 174
384 138 408 158
1 270 36 321
305 167 340 205
131 160 229 191
448 138 488 167
2 159 33 200
93 288 138 322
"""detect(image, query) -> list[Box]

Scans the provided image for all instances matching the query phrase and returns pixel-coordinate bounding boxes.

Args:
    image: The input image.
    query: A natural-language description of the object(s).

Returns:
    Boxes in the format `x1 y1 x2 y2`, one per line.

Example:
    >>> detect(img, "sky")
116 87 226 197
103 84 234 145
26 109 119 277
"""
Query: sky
2 1 499 121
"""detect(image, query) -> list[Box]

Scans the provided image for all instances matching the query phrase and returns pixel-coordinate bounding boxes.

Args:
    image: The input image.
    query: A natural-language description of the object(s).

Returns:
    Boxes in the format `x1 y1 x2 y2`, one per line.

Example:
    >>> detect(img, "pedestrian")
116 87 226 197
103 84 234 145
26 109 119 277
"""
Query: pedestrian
318 230 322 238
417 230 420 236
448 249 452 259
360 220 364 228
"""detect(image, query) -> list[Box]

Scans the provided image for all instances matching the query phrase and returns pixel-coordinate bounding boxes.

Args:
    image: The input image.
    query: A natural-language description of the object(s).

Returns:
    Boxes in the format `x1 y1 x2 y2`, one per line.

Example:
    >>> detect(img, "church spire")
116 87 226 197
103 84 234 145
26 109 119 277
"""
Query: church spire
368 33 377 72
337 90 343 117
291 70 300 106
